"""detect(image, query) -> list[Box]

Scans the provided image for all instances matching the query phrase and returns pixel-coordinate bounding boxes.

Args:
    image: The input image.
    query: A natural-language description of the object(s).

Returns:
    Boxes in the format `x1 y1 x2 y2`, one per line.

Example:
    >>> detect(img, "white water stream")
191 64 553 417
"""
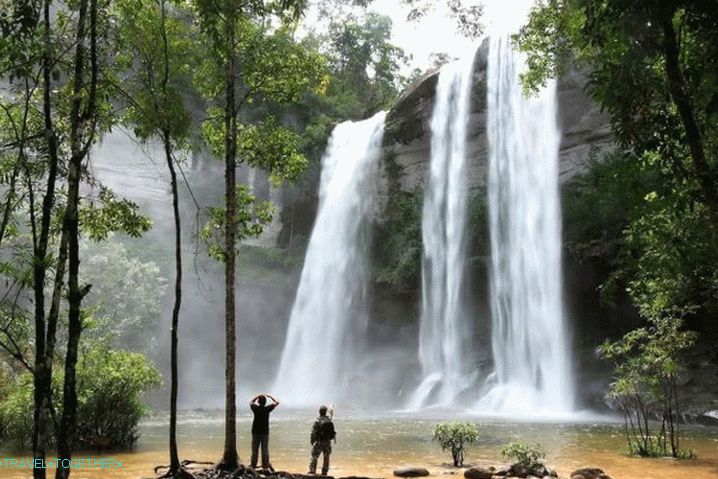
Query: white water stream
409 52 478 408
476 34 575 415
274 112 386 406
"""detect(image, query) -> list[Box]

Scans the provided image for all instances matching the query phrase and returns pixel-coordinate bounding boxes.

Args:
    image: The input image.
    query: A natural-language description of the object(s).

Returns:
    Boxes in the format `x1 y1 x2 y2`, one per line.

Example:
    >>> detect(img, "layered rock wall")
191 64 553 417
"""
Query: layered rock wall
377 39 613 218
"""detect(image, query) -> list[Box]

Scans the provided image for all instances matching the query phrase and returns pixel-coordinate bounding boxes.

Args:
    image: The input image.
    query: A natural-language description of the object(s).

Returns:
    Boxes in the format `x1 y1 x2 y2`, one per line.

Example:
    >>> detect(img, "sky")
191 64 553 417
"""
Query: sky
301 0 538 74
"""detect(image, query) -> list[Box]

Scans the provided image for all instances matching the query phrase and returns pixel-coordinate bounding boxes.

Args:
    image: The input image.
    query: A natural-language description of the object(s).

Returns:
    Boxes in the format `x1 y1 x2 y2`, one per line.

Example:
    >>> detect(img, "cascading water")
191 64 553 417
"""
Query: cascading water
408 52 477 409
274 111 386 406
476 34 574 415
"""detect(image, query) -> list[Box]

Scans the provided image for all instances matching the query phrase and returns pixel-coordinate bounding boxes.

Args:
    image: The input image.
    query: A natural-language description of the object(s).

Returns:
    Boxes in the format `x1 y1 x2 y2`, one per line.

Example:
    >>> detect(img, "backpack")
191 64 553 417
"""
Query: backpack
316 416 336 441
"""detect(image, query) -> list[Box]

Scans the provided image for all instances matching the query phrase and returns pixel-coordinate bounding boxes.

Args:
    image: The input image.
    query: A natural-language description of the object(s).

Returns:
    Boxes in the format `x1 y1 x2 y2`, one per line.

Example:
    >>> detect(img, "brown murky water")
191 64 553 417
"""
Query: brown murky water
2 410 717 479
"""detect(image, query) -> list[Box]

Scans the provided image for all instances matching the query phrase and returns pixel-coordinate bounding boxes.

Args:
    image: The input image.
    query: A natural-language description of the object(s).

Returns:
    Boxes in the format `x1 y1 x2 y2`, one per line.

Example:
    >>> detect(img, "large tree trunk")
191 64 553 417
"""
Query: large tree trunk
56 0 97 476
219 0 239 470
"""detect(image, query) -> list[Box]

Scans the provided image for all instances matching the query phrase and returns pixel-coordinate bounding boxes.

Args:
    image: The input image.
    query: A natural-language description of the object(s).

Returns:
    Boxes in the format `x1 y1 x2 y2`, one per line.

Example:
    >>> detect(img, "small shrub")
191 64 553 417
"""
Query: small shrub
599 315 697 458
501 441 546 469
432 421 479 467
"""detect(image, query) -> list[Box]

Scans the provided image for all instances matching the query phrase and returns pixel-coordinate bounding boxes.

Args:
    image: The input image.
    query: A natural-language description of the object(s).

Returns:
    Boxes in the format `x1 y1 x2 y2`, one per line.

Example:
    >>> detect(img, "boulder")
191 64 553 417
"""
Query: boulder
463 467 494 479
504 462 557 479
570 467 612 479
697 410 718 426
507 463 532 478
393 467 431 477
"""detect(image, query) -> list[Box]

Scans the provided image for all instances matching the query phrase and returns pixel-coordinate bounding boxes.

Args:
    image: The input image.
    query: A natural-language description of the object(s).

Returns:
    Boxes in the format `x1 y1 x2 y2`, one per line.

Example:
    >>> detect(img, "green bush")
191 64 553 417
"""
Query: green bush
432 422 479 467
0 373 35 449
501 441 546 469
75 348 162 449
0 347 160 451
599 315 697 459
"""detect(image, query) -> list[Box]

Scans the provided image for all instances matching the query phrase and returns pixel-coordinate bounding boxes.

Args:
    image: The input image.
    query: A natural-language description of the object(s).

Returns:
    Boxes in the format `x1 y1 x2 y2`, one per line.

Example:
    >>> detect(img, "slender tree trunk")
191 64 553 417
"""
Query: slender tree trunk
673 378 681 455
33 1 63 477
164 128 183 474
219 1 239 469
659 11 718 217
157 0 184 472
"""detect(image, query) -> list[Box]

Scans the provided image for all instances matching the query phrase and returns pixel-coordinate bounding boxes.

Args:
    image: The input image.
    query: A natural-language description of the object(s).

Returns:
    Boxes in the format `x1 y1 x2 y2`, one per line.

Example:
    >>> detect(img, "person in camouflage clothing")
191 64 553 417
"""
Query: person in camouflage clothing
308 405 335 475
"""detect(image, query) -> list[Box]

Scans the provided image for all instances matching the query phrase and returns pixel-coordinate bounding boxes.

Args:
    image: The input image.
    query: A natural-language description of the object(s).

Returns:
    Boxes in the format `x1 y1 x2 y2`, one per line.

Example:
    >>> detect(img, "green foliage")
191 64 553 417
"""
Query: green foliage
402 0 484 38
80 187 153 241
0 0 42 79
326 12 407 111
432 421 478 467
0 348 160 450
79 237 167 350
599 315 697 458
561 149 659 273
373 186 488 296
518 0 718 335
0 372 34 449
200 185 274 262
501 441 546 469
115 0 194 147
239 119 308 184
620 191 717 320
271 8 409 245
241 25 329 103
75 347 162 450
193 16 327 107
202 115 309 184
0 303 32 369
374 189 422 295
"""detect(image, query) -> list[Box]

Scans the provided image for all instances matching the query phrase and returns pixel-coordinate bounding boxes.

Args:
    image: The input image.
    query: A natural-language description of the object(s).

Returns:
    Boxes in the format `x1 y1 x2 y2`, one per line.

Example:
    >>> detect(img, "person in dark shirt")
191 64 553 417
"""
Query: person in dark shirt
249 393 280 471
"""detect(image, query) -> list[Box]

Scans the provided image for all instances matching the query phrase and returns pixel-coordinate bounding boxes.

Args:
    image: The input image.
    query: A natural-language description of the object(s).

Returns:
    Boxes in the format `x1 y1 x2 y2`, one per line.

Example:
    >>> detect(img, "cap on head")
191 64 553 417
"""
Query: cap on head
319 405 328 416
258 395 267 406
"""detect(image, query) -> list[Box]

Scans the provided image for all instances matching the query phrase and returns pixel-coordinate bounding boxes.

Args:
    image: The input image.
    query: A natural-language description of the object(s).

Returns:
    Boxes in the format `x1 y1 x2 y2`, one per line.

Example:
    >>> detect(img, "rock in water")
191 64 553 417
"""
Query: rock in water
697 410 718 426
570 467 612 479
463 467 493 479
393 467 430 477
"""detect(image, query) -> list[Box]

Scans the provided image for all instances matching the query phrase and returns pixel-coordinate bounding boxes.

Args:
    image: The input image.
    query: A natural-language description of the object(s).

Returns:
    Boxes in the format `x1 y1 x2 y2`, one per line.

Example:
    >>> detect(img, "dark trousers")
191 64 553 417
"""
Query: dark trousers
251 434 270 468
309 440 331 475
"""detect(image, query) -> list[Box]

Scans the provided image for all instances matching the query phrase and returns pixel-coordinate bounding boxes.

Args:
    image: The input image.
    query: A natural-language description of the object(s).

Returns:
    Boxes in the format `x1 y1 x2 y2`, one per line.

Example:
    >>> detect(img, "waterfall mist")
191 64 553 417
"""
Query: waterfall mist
273 112 387 407
476 34 575 415
408 52 478 409
91 131 301 409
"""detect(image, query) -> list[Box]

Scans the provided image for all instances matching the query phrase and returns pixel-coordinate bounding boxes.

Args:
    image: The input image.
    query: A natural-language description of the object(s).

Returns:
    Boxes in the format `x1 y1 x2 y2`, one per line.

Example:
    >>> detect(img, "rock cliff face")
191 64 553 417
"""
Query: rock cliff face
376 38 613 216
366 38 623 408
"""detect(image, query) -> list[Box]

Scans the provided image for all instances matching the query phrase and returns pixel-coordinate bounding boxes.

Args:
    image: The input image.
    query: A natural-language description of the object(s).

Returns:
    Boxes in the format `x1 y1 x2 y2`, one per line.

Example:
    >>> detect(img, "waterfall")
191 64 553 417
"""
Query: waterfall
274 111 386 406
477 34 575 415
408 52 477 409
